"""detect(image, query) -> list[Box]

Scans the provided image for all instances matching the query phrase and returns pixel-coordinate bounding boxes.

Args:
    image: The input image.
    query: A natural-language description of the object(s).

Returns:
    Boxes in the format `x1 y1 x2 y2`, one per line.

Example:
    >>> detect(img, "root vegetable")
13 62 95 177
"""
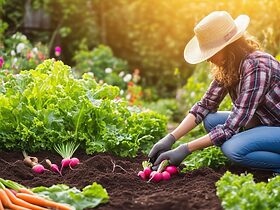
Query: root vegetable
165 166 178 175
53 142 79 173
0 184 30 210
143 167 152 177
69 157 80 168
162 171 171 181
22 151 46 174
32 164 46 174
137 171 146 180
149 171 162 182
16 193 72 210
4 188 47 210
46 159 61 175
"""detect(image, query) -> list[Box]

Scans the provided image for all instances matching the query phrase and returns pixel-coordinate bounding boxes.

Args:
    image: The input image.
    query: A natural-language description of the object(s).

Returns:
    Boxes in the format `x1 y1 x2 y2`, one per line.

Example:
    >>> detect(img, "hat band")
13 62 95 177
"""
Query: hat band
199 27 238 50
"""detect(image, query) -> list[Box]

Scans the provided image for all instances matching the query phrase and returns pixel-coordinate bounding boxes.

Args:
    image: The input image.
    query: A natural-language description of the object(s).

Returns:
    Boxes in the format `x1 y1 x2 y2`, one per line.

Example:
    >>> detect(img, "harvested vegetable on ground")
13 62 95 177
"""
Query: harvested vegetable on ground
16 193 72 210
137 161 152 180
0 178 33 195
22 151 47 174
0 182 29 210
4 188 47 210
32 182 109 210
137 160 180 183
53 142 80 173
46 159 61 175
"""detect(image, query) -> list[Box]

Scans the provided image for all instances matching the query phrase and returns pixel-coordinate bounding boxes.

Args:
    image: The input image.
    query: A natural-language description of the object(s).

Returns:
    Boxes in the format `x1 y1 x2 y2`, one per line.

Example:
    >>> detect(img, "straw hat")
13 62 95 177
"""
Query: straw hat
184 11 250 64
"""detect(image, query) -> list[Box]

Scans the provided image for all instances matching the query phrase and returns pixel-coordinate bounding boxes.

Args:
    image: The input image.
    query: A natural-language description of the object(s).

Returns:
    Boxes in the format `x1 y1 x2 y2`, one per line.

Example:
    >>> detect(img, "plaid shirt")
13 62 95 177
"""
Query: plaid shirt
189 51 280 146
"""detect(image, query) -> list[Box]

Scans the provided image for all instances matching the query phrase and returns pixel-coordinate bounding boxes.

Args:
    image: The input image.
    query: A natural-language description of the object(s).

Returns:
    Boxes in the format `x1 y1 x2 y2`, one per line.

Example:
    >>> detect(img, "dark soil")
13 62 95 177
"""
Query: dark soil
0 150 274 210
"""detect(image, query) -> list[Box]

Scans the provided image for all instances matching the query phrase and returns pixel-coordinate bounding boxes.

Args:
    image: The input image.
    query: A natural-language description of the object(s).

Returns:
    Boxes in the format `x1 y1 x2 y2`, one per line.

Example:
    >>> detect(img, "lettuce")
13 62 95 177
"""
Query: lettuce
32 182 109 210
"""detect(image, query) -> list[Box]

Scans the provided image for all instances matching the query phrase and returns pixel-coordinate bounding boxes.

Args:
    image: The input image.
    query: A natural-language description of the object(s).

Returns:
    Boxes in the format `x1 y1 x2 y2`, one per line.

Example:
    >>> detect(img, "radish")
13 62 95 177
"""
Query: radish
53 142 80 173
22 151 47 174
165 166 178 175
148 159 169 183
137 171 146 180
46 159 61 175
142 161 152 177
32 164 45 173
162 171 171 181
149 171 162 182
69 157 80 169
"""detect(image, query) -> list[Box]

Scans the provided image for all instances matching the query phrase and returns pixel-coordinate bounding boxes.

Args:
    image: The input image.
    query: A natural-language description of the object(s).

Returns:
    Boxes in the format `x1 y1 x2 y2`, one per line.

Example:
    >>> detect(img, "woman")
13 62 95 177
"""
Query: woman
148 11 280 173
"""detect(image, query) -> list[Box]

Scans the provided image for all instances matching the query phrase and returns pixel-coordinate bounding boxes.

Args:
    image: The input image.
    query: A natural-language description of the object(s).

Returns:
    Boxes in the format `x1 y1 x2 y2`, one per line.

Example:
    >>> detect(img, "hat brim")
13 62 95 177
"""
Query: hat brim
184 15 250 64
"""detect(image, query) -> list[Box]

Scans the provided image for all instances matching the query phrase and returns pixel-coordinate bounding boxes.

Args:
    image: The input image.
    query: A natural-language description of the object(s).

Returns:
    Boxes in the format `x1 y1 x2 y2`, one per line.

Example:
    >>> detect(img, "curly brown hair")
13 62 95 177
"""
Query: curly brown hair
211 34 261 88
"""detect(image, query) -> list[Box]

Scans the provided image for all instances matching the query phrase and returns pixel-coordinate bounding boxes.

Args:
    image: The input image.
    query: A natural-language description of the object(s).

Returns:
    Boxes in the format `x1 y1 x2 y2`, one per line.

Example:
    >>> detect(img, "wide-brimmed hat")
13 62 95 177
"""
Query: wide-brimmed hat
184 11 250 64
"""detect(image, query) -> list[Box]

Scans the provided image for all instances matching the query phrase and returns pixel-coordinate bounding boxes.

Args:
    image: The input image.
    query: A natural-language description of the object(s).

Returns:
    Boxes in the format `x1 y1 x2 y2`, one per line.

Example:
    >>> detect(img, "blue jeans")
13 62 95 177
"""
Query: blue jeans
203 111 280 173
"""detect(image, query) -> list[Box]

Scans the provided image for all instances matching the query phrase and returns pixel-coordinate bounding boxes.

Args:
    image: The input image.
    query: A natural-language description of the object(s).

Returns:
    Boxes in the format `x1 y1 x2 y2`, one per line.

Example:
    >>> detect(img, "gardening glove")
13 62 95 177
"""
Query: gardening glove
153 143 191 167
148 134 176 164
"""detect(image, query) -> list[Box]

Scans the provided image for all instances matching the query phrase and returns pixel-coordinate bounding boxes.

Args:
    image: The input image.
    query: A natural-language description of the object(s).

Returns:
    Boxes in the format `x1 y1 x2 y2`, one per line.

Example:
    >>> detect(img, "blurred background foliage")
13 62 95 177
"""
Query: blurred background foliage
1 0 280 98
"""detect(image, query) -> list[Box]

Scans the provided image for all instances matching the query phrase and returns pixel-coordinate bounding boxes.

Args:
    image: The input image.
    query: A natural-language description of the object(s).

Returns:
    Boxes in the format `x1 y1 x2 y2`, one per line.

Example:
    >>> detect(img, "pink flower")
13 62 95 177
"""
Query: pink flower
55 46 61 57
0 57 4 68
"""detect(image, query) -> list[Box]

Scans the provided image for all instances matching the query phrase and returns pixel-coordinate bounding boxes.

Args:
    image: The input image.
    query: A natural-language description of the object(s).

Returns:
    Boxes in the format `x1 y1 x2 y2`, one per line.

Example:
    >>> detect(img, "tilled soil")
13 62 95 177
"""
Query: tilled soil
0 150 273 210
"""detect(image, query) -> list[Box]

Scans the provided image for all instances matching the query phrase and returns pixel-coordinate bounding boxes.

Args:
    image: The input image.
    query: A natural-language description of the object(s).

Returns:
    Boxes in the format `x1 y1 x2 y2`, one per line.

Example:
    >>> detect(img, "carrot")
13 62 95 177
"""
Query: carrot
0 199 4 210
16 193 72 210
18 188 34 195
4 188 48 210
0 189 30 210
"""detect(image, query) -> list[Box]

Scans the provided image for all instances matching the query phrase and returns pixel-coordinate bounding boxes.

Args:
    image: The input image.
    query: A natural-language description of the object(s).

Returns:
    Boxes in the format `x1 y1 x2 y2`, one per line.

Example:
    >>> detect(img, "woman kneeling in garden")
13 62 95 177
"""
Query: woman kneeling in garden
149 11 280 173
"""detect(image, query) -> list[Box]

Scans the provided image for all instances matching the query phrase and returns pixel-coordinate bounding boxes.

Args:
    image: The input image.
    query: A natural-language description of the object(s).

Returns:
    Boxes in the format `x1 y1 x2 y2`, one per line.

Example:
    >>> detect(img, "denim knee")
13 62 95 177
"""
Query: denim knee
221 140 244 163
203 114 214 133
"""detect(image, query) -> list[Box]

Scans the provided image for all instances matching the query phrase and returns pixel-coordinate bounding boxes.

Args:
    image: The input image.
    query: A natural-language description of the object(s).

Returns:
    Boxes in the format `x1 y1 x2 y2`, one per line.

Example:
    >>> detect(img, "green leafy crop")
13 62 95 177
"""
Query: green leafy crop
0 59 167 157
216 171 280 210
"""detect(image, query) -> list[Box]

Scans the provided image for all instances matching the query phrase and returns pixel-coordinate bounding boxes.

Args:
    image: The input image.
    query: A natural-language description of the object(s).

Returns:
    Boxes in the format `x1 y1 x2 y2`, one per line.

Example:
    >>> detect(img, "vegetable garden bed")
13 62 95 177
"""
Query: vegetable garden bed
0 150 273 210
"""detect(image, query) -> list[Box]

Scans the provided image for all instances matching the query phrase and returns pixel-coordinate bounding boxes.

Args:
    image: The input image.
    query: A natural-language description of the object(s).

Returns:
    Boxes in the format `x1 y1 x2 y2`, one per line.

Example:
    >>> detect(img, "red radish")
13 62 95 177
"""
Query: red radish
165 166 178 175
69 157 80 169
46 159 61 175
148 159 169 183
137 171 146 180
22 151 47 174
53 142 80 173
32 164 45 174
162 171 171 181
143 167 152 177
149 171 162 182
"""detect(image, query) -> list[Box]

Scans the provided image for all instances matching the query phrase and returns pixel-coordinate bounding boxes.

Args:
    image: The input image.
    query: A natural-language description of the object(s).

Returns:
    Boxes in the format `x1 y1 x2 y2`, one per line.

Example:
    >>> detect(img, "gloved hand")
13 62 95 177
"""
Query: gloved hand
148 134 176 164
153 143 191 166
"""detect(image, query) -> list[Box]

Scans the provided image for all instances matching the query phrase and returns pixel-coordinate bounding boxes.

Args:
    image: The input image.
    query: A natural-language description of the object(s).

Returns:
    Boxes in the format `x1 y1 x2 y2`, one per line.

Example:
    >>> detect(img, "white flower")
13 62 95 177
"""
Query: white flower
16 43 25 53
119 71 125 77
11 50 16 56
12 58 18 65
87 72 94 77
105 67 112 74
123 74 132 82
32 47 38 54
120 89 124 95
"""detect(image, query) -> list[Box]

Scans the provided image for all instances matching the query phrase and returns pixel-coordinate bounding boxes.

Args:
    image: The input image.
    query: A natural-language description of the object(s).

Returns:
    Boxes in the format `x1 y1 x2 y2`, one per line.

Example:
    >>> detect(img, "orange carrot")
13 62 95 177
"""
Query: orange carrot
18 188 34 195
16 193 72 210
0 189 30 210
4 189 47 210
0 199 4 210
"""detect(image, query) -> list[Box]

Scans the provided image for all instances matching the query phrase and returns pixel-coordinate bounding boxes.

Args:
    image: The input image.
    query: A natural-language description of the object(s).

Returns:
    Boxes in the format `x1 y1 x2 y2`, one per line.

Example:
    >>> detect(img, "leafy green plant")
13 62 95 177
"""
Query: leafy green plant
216 171 280 210
32 182 109 210
181 146 229 172
0 59 167 157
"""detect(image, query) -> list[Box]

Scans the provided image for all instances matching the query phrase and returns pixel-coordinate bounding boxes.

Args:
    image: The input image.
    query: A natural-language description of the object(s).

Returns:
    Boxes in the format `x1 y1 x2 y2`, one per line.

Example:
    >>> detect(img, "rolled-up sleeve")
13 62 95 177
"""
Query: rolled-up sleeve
189 80 228 125
209 59 271 146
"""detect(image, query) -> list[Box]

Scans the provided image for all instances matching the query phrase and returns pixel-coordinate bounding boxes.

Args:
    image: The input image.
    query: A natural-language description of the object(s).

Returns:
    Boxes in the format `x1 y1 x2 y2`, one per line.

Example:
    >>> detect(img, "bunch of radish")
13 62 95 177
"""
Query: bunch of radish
137 160 179 183
22 142 80 175
53 142 80 173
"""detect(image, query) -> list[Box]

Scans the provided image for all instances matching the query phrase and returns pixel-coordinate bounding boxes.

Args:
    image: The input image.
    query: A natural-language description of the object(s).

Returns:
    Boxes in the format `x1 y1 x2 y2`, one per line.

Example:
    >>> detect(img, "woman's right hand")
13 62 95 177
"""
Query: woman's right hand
148 134 176 163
